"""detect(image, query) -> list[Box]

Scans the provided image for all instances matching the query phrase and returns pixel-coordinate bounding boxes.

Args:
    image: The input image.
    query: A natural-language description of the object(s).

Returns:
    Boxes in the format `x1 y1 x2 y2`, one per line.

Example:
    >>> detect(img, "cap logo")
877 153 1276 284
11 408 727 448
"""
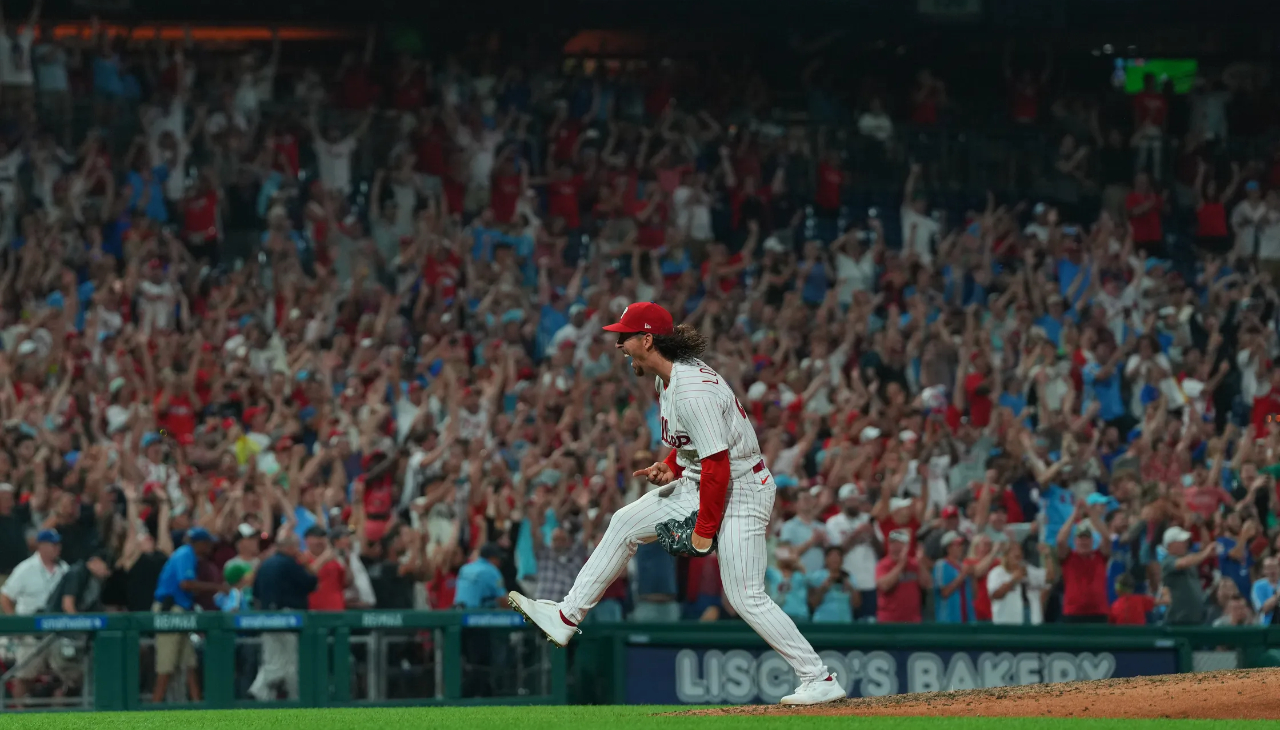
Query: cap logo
644 323 651 329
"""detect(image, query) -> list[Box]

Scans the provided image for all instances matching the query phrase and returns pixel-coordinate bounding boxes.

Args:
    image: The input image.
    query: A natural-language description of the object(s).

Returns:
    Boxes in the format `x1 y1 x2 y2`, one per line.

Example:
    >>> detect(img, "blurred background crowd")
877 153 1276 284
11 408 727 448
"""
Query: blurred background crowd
2 0 1280 706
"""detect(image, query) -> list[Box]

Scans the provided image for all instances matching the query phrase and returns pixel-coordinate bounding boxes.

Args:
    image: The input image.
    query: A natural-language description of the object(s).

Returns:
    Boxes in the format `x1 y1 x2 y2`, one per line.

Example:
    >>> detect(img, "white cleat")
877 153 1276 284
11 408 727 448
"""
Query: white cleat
780 673 847 705
507 591 579 648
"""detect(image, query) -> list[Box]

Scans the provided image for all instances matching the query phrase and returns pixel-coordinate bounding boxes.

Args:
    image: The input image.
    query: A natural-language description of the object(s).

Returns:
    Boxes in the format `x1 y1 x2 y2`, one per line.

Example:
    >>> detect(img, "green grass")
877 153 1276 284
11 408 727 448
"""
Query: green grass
0 706 1270 730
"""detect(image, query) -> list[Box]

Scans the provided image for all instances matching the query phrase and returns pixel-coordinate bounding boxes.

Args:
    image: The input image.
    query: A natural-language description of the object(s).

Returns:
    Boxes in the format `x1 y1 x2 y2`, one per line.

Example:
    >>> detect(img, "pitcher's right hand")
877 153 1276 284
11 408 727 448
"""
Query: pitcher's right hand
633 461 676 486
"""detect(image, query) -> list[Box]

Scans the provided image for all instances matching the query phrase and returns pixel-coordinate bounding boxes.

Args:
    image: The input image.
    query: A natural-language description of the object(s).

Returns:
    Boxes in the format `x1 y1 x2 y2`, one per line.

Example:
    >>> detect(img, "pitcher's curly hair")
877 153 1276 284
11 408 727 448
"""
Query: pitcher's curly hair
651 324 708 363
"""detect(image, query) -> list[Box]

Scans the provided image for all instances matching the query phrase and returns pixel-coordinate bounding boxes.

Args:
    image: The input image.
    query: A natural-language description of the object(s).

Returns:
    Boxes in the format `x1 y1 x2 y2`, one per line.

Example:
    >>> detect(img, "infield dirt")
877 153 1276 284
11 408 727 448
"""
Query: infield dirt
680 669 1280 720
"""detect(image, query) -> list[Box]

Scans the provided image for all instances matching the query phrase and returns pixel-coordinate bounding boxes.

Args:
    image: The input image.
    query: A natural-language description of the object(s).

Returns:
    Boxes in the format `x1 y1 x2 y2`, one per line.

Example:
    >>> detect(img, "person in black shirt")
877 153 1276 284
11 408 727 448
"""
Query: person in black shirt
117 484 175 612
47 553 111 614
1093 124 1134 222
760 240 794 308
0 483 31 583
362 525 419 610
37 552 111 694
253 533 317 610
484 497 521 592
222 163 267 265
248 532 317 701
45 493 101 566
735 176 771 233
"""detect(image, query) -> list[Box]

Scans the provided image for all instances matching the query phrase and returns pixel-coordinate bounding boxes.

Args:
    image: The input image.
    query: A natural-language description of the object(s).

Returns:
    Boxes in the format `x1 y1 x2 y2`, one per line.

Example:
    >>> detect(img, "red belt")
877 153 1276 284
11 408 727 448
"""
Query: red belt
752 460 766 473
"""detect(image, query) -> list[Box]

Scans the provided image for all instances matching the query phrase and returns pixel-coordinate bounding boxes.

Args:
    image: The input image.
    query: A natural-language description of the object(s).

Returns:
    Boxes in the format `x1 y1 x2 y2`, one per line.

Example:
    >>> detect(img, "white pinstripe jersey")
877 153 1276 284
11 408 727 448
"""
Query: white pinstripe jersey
657 359 763 482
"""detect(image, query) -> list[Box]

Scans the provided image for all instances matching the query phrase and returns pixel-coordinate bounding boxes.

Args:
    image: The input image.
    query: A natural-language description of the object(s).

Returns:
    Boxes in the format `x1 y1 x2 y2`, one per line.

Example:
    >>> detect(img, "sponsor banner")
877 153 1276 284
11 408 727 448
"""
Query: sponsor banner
625 646 1179 704
35 615 107 632
462 612 527 628
234 613 303 630
361 613 406 628
152 614 199 632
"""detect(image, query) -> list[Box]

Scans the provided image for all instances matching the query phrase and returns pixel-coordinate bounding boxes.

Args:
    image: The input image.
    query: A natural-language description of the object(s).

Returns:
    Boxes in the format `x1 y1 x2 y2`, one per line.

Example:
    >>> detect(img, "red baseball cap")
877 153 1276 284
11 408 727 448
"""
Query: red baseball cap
602 302 674 336
941 505 959 519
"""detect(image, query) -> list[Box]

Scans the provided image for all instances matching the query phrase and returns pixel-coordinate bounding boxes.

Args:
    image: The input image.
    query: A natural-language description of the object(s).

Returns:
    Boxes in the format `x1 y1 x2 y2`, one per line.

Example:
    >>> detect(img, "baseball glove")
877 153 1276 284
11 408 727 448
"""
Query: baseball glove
655 510 717 558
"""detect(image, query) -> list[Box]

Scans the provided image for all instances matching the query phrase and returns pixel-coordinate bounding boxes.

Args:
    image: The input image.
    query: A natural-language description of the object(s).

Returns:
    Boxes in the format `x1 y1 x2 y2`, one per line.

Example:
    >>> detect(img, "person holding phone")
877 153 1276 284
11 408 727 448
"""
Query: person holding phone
807 547 858 624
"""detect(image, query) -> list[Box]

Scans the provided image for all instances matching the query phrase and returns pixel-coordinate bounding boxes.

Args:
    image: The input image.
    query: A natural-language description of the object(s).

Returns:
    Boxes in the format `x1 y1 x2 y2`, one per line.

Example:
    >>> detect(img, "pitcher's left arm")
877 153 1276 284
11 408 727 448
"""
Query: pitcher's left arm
678 396 734 544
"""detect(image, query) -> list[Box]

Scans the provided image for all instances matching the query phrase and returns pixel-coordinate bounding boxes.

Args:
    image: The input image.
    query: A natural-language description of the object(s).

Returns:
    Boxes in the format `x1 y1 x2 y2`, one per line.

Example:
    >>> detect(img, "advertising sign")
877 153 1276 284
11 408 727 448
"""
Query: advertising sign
625 646 1179 704
234 613 302 630
35 615 107 631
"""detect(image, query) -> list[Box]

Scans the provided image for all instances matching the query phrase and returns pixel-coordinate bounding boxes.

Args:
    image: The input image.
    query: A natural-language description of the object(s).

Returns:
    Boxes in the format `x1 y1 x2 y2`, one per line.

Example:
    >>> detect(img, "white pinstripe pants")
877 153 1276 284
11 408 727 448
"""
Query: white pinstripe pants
558 469 828 682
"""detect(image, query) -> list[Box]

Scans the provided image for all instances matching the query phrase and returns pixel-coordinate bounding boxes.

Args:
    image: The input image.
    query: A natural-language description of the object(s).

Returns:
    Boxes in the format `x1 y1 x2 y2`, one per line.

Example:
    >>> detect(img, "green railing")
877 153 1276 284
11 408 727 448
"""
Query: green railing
3 612 1279 710
0 610 566 712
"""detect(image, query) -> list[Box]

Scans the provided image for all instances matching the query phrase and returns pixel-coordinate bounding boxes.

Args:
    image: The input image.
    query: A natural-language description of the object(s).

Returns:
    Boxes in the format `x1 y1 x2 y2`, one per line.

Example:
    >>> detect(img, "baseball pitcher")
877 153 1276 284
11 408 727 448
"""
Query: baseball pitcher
508 302 846 705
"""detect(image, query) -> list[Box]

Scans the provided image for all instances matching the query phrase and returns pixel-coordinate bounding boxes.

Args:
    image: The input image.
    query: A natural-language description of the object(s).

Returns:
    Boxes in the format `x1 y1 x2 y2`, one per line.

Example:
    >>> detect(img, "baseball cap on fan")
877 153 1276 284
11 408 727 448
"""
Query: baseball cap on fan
602 302 674 335
1162 526 1193 547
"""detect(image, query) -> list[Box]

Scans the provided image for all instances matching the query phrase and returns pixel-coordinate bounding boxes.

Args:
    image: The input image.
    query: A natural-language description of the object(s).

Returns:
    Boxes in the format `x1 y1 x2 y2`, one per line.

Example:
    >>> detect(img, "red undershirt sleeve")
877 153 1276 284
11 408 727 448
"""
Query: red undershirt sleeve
693 450 730 539
663 448 684 480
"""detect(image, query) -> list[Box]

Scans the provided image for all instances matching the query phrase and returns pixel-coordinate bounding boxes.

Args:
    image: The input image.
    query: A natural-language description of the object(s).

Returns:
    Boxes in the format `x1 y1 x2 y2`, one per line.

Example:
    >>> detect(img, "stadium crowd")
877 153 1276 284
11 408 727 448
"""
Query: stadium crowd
1 12 1280 703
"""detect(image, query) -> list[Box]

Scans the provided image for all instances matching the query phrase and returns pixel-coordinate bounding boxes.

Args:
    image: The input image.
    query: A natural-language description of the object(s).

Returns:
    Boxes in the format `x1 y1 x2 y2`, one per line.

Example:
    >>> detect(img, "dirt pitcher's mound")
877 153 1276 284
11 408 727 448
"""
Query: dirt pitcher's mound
680 669 1280 720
